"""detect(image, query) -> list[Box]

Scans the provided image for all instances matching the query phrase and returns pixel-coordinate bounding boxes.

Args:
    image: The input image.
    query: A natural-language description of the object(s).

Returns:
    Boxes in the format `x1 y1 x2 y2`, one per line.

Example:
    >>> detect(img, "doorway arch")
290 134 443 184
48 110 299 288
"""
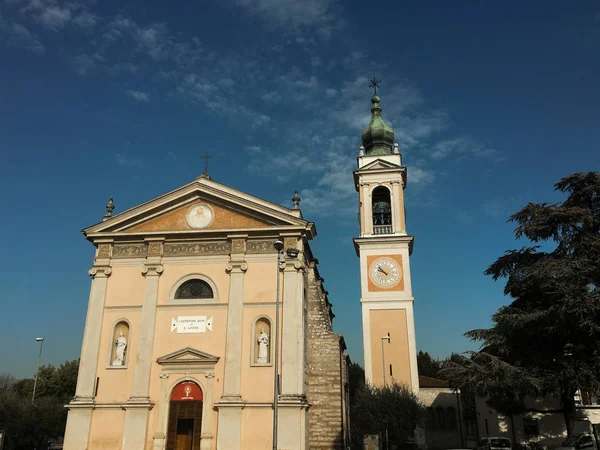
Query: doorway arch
166 381 203 450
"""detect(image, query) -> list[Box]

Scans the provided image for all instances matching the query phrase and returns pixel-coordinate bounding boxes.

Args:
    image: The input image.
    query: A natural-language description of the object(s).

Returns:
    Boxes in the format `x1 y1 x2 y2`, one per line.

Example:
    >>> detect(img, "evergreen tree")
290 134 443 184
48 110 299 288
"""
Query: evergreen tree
417 351 442 378
442 172 600 435
348 363 423 449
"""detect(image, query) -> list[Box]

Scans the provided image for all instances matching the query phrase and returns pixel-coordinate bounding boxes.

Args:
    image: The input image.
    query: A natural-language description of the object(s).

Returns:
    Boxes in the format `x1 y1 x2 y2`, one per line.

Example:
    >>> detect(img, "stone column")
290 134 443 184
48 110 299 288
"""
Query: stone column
63 265 111 450
391 180 404 234
362 182 373 236
278 238 309 450
216 240 247 450
121 263 163 450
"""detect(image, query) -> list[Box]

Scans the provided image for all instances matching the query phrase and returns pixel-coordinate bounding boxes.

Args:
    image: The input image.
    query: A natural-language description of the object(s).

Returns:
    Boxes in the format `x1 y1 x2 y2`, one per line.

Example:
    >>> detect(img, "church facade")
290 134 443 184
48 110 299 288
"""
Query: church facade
354 92 419 392
63 176 349 450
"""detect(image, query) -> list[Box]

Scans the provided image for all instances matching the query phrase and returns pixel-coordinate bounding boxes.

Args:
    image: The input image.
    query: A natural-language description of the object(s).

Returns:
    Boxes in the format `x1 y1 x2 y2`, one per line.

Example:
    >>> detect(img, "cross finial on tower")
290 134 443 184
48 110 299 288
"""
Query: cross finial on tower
200 152 213 179
369 74 381 96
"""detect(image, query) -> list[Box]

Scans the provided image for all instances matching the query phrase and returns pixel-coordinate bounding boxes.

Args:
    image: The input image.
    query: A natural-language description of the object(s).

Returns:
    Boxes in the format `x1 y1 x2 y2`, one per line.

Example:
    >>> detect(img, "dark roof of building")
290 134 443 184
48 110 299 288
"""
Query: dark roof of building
419 375 450 388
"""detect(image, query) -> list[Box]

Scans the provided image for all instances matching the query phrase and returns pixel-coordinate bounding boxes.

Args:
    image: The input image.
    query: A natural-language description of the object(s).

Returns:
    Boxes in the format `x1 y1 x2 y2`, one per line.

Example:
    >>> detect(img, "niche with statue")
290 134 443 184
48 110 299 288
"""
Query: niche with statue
252 317 272 366
109 320 130 367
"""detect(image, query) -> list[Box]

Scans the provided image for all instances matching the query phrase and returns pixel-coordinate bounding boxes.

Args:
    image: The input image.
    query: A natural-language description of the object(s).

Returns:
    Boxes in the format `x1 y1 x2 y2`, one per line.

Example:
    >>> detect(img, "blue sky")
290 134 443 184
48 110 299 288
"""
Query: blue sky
1 0 599 378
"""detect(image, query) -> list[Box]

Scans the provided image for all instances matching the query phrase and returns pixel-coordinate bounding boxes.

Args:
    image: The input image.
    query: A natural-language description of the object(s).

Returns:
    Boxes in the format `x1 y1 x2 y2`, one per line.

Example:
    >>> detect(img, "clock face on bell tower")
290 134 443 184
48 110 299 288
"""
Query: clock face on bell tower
367 256 404 291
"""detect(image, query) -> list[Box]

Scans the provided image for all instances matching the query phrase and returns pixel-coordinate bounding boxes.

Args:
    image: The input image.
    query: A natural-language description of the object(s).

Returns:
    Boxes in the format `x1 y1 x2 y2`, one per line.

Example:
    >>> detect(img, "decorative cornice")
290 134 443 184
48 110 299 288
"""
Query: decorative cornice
89 266 112 278
113 243 147 258
246 239 276 254
147 241 163 257
97 244 111 258
226 262 248 274
142 265 164 277
163 241 231 256
284 237 297 249
230 239 246 254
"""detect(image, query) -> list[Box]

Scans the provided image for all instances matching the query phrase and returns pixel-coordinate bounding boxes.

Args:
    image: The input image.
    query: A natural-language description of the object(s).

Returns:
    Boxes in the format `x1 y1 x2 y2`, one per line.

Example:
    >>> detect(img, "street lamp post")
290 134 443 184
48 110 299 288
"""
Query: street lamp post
272 239 284 450
381 333 390 386
32 337 44 404
381 333 391 450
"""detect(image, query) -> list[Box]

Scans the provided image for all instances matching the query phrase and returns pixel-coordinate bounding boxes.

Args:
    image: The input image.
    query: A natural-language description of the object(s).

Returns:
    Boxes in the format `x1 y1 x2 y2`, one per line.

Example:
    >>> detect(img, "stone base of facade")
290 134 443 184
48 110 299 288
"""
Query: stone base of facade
63 406 93 450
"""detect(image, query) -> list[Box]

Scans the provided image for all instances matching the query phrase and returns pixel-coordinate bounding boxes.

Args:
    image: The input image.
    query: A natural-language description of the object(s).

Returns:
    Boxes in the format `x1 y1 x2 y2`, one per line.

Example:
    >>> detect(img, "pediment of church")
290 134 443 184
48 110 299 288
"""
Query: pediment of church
83 176 314 238
358 158 402 171
157 347 220 365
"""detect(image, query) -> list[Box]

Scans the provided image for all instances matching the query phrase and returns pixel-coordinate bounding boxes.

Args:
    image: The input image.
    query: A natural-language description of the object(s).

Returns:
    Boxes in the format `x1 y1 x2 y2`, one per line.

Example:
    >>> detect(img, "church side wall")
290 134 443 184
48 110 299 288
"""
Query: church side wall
307 263 345 450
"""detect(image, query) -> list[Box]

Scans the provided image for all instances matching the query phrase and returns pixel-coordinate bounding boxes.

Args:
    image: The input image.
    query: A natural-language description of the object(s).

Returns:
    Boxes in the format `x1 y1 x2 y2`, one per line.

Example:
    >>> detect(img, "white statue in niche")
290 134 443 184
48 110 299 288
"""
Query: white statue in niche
112 332 127 366
257 328 269 364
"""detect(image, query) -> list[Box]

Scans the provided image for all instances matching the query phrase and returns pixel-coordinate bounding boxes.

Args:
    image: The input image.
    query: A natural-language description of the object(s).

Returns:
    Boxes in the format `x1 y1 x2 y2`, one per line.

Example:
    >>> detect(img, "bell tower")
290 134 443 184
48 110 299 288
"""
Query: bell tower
354 90 419 391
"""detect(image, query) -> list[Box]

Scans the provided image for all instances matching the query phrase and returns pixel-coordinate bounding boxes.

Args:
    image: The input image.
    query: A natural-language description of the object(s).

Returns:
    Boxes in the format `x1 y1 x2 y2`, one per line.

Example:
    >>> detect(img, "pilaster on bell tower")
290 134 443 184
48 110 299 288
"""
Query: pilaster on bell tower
353 84 419 392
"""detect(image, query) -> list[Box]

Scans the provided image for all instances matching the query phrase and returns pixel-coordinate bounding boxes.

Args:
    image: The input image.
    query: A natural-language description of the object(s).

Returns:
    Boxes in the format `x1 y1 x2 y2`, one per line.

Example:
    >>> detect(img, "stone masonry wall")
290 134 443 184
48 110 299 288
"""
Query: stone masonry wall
306 261 347 450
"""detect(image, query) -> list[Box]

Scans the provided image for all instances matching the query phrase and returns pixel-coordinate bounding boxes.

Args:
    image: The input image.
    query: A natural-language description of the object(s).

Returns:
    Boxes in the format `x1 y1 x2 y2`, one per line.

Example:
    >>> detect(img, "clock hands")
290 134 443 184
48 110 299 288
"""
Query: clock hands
377 266 389 276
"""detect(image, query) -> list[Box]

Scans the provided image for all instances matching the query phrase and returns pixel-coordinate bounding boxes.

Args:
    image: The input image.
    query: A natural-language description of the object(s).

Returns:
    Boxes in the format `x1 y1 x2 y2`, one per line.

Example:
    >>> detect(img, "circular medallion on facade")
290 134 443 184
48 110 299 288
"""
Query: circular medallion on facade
186 204 214 229
369 257 403 288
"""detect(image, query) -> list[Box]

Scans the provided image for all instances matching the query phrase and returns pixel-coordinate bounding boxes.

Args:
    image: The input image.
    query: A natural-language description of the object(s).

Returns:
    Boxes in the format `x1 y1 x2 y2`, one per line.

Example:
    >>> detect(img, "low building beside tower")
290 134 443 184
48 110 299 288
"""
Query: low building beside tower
63 175 349 450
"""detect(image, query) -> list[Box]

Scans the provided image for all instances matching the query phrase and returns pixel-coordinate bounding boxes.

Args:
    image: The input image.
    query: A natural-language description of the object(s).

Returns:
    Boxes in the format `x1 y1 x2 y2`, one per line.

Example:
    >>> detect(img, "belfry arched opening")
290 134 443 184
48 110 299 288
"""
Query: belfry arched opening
167 381 203 450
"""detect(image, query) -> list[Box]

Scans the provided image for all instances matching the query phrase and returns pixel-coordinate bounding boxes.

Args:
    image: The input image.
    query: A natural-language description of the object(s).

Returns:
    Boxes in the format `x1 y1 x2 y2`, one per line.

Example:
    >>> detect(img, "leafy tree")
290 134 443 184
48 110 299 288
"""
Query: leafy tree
14 359 79 404
417 351 442 378
442 172 600 435
0 359 79 449
349 364 423 449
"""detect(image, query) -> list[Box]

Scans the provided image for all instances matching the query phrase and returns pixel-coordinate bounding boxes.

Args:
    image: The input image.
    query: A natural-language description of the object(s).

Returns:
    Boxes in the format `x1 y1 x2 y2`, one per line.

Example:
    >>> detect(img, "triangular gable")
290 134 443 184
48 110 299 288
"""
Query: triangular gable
127 200 269 232
157 347 220 365
358 158 402 171
84 177 312 236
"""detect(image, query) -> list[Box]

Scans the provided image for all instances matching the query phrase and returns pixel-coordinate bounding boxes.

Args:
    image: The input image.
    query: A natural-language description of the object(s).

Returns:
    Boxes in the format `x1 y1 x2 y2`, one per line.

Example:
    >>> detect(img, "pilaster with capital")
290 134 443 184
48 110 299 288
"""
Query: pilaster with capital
361 181 373 235
280 244 307 399
391 179 405 234
121 262 163 450
63 265 111 450
72 266 112 402
129 263 163 400
221 256 247 399
216 241 247 450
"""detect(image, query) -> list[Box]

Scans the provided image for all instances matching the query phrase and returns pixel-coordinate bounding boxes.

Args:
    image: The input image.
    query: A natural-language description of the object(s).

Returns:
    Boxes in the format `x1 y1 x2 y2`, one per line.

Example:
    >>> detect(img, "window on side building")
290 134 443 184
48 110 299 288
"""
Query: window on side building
523 417 540 437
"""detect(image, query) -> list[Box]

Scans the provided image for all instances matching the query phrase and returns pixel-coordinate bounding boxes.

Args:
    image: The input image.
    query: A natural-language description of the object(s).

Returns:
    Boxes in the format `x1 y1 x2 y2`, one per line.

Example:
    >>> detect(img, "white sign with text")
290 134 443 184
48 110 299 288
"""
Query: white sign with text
171 316 213 333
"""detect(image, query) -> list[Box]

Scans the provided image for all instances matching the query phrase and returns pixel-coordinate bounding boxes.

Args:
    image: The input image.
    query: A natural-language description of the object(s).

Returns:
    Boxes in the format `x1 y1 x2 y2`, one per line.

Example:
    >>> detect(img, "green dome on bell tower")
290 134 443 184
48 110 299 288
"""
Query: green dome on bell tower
361 94 395 156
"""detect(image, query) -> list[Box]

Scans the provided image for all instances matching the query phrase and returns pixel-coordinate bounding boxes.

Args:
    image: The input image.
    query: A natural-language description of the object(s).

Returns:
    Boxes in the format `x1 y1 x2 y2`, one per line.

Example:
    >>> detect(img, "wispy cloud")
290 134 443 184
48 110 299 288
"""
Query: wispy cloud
9 0 97 31
115 153 146 168
125 89 150 102
72 10 98 29
429 136 500 160
0 3 502 221
71 53 99 75
232 0 341 36
0 20 45 53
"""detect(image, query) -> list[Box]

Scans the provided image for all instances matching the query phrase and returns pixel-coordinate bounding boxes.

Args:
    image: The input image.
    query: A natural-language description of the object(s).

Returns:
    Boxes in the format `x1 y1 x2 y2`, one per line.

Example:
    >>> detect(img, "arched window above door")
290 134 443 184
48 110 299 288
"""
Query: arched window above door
175 279 213 299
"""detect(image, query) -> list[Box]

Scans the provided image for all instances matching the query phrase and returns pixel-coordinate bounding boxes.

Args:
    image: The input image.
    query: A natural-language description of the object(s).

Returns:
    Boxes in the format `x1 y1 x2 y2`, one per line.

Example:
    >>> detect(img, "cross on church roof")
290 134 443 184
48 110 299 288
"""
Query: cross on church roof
369 75 381 96
201 152 213 178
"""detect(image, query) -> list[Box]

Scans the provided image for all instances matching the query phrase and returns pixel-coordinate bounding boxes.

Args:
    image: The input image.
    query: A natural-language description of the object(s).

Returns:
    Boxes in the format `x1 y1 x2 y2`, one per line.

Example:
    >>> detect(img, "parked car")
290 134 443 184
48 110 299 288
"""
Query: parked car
478 437 512 450
557 433 598 449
